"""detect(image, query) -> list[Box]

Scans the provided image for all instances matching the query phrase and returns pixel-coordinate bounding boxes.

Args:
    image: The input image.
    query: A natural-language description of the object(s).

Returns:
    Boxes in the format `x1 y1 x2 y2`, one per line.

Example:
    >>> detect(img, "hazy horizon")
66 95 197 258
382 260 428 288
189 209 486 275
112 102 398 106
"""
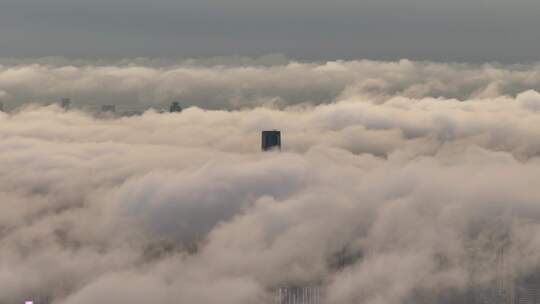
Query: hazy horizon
3 57 540 112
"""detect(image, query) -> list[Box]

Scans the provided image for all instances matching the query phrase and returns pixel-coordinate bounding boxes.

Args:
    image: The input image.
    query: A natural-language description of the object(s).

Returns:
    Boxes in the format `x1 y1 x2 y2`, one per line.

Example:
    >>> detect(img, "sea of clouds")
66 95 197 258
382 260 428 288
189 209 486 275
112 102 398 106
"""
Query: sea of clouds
2 57 540 111
3 59 540 304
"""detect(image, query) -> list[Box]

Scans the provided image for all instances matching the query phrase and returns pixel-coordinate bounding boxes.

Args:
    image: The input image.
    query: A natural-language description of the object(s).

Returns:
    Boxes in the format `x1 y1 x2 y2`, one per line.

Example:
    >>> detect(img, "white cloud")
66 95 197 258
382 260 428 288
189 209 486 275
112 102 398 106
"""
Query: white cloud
1 59 540 111
2 61 540 304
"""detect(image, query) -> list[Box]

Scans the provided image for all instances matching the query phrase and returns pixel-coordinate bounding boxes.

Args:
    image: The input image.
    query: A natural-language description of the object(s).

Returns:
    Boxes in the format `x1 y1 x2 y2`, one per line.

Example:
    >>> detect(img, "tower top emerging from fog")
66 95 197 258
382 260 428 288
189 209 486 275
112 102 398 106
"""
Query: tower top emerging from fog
170 102 182 113
102 105 116 113
61 98 71 110
262 130 281 151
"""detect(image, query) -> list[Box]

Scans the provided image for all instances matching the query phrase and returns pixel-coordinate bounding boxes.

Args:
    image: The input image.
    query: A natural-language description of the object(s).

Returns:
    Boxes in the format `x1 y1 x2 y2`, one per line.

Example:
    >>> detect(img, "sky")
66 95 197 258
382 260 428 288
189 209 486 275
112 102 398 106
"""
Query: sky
2 0 540 62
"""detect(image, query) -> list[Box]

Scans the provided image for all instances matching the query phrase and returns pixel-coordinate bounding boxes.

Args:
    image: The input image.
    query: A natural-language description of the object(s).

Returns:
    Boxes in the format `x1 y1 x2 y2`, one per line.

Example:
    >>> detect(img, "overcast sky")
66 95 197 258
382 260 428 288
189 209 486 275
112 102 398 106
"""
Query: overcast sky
1 0 540 62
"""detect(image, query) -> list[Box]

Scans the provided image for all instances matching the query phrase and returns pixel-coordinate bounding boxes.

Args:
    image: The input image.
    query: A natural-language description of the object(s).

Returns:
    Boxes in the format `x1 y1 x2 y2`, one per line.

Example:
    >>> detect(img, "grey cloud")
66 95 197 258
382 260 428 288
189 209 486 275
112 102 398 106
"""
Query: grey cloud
2 0 540 61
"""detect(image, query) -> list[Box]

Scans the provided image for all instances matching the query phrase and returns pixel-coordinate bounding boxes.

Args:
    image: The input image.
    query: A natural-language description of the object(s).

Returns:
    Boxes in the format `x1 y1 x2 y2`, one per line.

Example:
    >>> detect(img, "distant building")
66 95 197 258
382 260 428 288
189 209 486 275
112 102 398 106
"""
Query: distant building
170 101 182 113
61 98 71 110
515 273 540 304
274 286 322 304
262 130 281 151
0 102 3 112
22 294 50 304
121 110 143 117
101 105 116 113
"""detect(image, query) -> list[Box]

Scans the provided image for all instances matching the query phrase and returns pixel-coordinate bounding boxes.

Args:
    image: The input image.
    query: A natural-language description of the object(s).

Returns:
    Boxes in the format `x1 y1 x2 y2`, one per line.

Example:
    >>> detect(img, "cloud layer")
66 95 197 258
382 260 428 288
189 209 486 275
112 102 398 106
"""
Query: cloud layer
3 59 540 111
3 60 540 304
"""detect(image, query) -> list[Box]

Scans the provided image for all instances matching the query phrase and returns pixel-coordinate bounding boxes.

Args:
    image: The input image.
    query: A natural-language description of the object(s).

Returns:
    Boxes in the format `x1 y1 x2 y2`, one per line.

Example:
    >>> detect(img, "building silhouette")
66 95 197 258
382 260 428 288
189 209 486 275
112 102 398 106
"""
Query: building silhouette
514 273 540 304
262 130 281 151
170 101 182 113
61 98 71 110
121 110 143 117
0 102 3 112
274 286 322 304
101 105 116 113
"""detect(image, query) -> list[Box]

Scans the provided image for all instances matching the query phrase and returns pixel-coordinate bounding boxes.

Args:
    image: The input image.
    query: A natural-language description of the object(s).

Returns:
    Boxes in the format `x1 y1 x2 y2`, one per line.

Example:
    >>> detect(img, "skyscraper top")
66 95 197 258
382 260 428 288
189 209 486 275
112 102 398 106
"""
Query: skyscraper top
170 102 182 113
262 130 281 152
102 105 116 113
61 98 71 110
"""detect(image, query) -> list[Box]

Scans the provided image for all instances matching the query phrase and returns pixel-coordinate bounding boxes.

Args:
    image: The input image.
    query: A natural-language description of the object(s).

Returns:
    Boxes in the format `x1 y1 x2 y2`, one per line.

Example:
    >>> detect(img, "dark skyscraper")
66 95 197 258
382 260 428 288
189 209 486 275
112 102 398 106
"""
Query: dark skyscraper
170 102 182 113
102 105 116 113
515 273 540 304
61 98 71 110
262 130 281 151
274 286 322 304
0 102 3 112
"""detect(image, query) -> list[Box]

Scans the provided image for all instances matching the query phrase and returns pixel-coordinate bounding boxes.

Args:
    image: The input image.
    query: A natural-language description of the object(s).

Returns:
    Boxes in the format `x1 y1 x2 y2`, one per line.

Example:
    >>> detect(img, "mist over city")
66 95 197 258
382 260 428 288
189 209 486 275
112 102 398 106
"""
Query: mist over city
3 0 540 303
1 58 540 303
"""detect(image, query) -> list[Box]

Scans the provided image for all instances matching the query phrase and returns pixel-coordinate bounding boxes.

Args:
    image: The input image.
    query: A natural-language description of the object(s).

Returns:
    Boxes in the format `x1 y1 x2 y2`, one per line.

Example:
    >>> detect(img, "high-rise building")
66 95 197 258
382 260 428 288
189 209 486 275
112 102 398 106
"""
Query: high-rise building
0 102 3 112
121 110 143 117
61 98 71 110
102 105 116 113
274 286 322 304
262 130 281 151
515 273 540 304
170 101 182 113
